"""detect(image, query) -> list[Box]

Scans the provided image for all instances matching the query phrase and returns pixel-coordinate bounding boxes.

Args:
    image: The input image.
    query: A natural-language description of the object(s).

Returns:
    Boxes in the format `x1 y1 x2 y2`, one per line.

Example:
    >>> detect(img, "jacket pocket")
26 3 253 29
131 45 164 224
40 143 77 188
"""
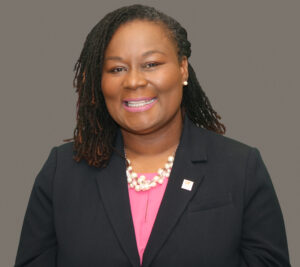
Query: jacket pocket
187 192 233 212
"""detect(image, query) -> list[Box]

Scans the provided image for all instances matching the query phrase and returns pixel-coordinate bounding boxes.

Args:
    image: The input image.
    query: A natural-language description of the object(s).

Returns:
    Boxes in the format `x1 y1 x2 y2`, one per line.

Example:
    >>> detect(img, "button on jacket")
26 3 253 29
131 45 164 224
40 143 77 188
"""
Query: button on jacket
15 116 291 267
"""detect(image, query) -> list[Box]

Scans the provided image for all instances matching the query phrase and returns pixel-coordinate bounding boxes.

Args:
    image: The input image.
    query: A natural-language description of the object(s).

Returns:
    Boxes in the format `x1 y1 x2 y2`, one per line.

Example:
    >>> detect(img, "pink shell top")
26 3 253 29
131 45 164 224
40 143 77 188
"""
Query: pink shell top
128 172 169 266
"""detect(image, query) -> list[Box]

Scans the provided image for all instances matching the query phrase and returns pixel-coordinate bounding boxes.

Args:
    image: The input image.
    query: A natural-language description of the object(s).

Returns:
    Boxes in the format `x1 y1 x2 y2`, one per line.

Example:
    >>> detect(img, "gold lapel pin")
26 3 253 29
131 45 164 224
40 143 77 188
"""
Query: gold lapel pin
181 179 194 191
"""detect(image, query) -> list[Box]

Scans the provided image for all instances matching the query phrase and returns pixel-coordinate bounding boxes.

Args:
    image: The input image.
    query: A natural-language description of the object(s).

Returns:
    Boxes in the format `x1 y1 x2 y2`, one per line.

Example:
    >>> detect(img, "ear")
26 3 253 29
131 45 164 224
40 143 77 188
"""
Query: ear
179 56 189 83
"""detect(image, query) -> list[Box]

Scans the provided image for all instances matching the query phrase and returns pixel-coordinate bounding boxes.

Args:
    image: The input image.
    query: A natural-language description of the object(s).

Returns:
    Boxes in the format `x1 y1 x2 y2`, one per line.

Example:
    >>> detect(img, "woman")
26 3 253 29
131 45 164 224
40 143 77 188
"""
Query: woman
15 4 291 267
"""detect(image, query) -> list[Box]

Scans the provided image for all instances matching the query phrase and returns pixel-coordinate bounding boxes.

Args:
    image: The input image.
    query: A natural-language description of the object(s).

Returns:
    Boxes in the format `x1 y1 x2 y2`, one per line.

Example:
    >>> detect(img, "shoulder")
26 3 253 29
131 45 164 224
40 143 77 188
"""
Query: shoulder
195 126 270 195
54 141 92 171
189 123 267 188
191 123 255 161
55 141 75 157
208 128 252 153
42 142 92 177
37 142 99 195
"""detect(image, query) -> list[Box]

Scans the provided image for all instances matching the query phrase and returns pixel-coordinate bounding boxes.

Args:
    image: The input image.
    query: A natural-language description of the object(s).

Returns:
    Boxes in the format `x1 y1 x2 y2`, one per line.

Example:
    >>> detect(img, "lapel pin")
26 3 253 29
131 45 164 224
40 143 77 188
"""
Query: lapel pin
181 179 194 191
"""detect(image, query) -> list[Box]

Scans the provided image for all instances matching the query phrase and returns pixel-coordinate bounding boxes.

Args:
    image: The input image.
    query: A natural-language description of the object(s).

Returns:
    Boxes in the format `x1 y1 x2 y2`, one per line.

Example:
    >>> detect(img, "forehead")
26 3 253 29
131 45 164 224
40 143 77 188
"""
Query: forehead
104 20 177 57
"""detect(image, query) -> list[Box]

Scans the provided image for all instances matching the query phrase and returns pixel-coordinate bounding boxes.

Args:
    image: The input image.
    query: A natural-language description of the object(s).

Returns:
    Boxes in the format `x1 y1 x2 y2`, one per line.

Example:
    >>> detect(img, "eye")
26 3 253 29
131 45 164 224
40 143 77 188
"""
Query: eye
109 67 126 73
143 62 160 69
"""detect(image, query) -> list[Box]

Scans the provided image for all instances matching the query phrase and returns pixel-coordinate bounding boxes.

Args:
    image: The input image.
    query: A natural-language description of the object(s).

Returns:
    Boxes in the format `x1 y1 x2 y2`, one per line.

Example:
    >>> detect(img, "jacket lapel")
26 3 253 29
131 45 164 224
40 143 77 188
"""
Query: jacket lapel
141 116 208 267
95 115 209 267
95 131 140 267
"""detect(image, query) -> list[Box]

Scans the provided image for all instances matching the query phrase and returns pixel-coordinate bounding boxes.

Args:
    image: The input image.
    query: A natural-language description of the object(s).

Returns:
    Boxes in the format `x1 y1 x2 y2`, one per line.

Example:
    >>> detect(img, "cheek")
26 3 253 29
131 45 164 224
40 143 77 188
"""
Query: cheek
153 68 183 102
152 66 183 91
101 76 120 102
157 85 183 115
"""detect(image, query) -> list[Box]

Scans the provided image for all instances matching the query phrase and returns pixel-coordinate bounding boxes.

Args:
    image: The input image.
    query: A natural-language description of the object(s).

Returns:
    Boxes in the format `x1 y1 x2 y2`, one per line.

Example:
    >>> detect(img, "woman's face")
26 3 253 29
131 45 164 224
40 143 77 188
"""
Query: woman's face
101 20 188 135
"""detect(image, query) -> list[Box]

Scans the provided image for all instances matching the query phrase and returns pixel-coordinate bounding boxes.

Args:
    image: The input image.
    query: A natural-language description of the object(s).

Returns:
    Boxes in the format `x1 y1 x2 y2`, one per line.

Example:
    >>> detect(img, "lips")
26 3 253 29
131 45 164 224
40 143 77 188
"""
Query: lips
125 98 156 107
123 97 157 112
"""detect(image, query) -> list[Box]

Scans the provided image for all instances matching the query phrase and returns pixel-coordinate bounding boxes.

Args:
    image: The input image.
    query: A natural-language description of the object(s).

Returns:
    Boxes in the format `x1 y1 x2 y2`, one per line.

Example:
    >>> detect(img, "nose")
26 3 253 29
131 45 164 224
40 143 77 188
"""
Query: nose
122 68 147 90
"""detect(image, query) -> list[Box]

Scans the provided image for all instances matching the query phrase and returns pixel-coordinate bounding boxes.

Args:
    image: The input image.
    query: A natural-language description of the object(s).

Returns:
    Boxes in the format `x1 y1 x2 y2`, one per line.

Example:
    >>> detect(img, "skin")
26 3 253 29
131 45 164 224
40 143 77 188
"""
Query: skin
101 20 188 172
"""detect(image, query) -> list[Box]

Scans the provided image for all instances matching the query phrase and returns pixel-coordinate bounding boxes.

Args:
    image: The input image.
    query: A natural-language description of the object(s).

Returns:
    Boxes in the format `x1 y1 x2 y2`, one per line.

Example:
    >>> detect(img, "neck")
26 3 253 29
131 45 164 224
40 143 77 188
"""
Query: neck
121 113 183 158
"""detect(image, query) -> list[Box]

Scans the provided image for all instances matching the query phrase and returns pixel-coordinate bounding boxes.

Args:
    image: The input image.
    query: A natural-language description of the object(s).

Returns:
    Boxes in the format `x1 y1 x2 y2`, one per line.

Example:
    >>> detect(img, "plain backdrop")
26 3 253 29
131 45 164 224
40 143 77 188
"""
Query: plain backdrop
1 0 299 266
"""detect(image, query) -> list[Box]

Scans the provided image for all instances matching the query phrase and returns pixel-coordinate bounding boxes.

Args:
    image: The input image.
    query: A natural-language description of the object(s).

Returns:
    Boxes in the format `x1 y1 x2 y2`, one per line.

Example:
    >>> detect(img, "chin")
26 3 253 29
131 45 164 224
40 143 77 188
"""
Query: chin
121 120 160 135
124 125 156 135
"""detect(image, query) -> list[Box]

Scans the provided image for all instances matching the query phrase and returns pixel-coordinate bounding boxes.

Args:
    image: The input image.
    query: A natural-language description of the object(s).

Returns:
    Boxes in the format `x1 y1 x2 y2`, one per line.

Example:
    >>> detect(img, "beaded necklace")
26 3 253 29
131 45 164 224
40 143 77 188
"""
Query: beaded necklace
125 155 175 192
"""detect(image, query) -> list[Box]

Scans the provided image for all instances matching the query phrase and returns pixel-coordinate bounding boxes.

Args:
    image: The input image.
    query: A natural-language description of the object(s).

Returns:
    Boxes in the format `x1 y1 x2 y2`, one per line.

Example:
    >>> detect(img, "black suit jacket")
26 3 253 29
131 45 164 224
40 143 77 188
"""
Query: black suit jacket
15 116 291 266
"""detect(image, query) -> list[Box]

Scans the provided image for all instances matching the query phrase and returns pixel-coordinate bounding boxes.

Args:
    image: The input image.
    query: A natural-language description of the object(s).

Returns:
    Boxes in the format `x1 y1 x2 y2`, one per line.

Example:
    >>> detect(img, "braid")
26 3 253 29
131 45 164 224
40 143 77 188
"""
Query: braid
182 64 226 134
68 4 225 167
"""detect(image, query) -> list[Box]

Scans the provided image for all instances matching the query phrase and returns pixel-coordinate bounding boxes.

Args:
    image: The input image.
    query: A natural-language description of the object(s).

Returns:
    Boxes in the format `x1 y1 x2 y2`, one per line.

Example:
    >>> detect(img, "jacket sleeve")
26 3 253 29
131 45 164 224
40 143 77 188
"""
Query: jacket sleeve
15 147 58 267
240 148 291 266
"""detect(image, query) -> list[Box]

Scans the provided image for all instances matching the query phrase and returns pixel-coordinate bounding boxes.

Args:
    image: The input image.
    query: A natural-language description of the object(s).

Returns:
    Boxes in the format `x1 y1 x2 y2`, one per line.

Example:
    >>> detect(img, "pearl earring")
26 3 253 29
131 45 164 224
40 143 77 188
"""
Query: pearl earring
183 81 188 86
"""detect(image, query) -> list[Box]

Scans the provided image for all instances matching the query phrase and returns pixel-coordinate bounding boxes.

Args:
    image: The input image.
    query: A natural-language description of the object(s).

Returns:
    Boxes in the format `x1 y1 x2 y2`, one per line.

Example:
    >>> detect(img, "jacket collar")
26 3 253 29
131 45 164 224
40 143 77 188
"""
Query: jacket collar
177 114 208 162
95 115 208 267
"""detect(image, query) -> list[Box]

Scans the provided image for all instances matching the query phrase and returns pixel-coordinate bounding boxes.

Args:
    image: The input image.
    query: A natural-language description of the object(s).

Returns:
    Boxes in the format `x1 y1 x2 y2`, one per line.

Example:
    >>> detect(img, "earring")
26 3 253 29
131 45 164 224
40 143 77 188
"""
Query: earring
183 81 188 86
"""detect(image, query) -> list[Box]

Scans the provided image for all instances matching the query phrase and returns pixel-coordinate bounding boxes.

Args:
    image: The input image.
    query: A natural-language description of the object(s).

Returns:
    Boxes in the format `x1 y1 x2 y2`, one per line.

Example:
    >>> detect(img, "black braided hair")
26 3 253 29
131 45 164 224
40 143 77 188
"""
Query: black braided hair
69 4 226 167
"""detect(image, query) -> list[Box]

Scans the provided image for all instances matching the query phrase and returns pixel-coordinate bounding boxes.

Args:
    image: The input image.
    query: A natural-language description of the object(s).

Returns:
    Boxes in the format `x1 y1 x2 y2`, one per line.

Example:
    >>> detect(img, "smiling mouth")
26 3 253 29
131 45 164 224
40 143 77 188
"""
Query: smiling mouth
122 97 157 112
124 98 157 107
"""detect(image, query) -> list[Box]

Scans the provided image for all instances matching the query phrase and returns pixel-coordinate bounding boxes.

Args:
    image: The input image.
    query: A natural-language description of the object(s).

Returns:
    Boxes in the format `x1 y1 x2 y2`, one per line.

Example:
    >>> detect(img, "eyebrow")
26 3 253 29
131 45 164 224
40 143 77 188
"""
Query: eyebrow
104 50 166 61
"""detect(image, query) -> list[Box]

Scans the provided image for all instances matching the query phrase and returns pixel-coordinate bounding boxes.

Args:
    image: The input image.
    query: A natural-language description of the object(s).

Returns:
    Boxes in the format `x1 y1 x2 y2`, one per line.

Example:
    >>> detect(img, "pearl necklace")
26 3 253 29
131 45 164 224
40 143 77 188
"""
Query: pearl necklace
126 155 175 192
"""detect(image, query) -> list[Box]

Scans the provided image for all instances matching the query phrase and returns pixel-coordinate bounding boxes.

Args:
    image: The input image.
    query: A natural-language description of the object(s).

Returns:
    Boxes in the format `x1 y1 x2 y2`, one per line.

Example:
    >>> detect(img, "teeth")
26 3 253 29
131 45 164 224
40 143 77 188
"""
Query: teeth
126 98 155 107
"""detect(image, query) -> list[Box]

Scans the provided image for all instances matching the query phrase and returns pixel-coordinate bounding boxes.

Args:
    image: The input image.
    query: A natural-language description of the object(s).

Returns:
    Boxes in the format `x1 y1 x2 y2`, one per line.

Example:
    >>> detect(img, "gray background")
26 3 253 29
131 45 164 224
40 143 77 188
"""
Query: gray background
1 0 299 266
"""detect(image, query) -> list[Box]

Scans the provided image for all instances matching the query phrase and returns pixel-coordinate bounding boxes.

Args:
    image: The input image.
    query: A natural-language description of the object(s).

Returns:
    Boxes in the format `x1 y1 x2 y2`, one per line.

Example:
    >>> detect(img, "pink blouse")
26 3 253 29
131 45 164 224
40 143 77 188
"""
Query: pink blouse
128 173 169 265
